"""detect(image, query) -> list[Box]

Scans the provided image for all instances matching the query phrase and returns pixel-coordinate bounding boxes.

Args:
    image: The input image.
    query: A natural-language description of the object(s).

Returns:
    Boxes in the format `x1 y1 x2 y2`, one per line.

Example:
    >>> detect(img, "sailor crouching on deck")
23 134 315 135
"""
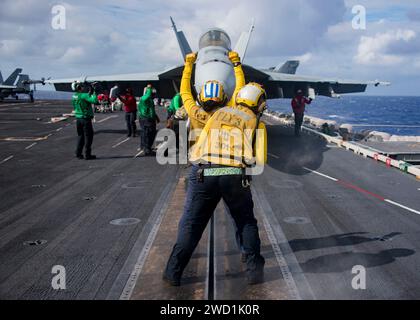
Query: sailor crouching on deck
71 82 98 160
163 52 267 286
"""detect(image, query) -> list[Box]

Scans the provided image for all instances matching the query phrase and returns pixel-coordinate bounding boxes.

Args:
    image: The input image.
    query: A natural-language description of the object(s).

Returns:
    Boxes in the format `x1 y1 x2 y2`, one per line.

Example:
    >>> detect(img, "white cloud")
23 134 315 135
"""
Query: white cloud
59 46 85 63
293 53 313 63
355 29 416 65
0 39 25 56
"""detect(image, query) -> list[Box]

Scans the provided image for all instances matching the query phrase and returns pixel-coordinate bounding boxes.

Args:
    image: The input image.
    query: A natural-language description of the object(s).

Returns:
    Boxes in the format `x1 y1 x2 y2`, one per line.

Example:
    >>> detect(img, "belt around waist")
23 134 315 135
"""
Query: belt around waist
203 167 243 177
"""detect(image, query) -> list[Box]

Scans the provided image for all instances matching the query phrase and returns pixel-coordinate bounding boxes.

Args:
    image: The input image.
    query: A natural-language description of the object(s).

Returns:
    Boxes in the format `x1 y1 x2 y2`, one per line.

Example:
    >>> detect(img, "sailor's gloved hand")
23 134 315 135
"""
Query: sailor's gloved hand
185 52 197 64
228 51 241 64
92 82 101 94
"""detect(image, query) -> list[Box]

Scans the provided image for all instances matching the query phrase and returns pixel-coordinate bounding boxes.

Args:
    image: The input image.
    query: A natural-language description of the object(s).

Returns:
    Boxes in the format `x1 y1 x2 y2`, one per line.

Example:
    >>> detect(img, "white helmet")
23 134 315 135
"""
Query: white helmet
236 82 266 109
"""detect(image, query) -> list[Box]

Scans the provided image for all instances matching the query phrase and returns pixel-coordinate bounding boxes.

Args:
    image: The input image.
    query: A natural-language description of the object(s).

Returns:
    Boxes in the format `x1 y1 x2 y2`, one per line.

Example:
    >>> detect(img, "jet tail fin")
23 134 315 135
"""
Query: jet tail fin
275 60 300 74
234 20 255 62
170 17 192 60
0 71 3 84
4 68 23 85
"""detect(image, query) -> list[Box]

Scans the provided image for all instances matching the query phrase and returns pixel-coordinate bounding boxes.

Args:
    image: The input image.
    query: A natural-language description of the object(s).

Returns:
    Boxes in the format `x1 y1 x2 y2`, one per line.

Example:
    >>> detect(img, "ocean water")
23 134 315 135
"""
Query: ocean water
27 91 420 136
33 90 73 100
269 96 420 136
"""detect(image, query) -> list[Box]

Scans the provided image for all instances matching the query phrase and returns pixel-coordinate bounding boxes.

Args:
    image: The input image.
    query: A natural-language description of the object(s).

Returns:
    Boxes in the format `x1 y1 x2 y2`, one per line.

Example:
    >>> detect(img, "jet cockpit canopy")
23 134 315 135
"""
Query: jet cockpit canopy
199 28 231 50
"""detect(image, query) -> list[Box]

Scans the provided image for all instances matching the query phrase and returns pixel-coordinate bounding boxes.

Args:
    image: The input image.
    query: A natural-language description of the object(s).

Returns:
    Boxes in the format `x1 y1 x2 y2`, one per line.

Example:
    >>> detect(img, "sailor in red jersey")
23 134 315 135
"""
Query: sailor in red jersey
291 89 312 137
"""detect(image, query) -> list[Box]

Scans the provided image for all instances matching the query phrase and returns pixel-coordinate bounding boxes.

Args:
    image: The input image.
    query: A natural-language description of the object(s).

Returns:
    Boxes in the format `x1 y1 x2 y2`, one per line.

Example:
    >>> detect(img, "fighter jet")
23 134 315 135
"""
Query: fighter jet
48 18 389 100
0 68 47 102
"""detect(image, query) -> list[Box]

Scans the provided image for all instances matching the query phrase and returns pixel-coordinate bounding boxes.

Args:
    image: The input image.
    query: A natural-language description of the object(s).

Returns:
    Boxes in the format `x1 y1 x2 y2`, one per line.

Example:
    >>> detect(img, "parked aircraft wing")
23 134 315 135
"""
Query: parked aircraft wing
243 67 390 99
17 74 30 91
0 84 17 89
48 66 185 99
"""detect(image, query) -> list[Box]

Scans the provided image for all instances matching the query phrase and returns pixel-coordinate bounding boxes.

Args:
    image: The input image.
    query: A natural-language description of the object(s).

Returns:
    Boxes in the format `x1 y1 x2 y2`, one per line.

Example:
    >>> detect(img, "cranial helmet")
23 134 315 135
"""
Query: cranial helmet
236 83 267 110
199 80 227 112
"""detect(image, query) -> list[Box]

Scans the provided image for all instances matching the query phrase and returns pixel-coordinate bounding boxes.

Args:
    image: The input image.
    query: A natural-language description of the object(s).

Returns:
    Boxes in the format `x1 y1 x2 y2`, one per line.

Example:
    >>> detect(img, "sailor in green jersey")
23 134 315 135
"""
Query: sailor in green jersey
167 93 182 123
71 82 98 160
137 84 159 156
165 93 183 149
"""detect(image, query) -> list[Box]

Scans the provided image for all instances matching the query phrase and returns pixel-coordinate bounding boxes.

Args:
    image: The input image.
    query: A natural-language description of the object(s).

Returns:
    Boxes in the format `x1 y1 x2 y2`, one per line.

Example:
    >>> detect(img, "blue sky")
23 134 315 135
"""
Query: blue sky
0 0 419 96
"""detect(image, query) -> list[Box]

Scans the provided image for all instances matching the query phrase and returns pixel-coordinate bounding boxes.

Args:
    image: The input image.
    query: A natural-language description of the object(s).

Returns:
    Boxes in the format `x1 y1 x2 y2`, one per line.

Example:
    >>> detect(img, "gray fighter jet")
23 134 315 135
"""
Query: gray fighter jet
48 18 389 99
0 68 47 102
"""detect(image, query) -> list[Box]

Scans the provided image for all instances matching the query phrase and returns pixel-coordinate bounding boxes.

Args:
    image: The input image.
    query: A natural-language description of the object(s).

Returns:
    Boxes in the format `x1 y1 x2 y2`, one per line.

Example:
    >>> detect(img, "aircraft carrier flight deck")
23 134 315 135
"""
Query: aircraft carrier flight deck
0 100 419 300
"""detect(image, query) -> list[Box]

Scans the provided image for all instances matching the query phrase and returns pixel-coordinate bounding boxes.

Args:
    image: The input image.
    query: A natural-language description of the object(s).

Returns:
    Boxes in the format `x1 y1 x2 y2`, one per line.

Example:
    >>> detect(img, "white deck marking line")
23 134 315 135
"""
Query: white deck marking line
46 133 53 138
268 152 280 159
134 150 145 158
97 115 117 123
56 127 63 132
25 142 37 150
263 119 276 125
252 185 315 299
304 167 420 216
303 167 338 182
260 209 301 299
0 103 18 107
385 199 420 215
112 138 130 149
120 218 164 299
0 155 14 164
115 178 178 300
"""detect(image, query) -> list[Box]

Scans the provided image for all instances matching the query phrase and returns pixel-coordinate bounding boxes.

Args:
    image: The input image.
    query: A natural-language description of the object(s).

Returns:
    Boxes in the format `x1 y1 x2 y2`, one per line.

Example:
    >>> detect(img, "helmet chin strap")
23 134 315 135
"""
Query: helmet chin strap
199 95 227 112
256 101 267 114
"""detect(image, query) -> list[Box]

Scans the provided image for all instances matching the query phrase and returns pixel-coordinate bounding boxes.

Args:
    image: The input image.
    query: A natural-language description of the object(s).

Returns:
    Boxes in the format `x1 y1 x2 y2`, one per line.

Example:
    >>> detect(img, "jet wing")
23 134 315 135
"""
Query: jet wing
0 85 17 89
47 66 185 99
48 63 388 100
242 65 390 99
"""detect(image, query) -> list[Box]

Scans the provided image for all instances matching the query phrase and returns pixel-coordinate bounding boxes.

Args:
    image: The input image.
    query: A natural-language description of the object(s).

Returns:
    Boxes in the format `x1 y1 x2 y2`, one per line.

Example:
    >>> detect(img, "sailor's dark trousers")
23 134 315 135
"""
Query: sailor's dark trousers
294 112 304 136
139 118 156 153
76 118 94 157
165 165 264 281
125 111 137 136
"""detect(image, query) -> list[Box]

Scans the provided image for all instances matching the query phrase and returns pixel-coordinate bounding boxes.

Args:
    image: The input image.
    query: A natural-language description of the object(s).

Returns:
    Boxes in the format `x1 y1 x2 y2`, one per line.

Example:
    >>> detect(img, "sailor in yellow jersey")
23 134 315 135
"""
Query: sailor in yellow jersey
190 83 267 169
179 51 245 148
164 53 267 286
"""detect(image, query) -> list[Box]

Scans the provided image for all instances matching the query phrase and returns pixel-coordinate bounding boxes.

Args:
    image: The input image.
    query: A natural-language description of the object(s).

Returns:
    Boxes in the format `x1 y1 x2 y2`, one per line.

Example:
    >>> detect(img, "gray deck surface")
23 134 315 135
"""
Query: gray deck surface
0 100 419 300
356 140 420 155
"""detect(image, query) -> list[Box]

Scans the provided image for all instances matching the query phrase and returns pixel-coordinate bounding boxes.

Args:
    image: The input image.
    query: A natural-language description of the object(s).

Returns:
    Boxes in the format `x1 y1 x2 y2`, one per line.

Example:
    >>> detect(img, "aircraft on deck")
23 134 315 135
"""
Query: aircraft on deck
48 18 389 100
0 68 47 102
